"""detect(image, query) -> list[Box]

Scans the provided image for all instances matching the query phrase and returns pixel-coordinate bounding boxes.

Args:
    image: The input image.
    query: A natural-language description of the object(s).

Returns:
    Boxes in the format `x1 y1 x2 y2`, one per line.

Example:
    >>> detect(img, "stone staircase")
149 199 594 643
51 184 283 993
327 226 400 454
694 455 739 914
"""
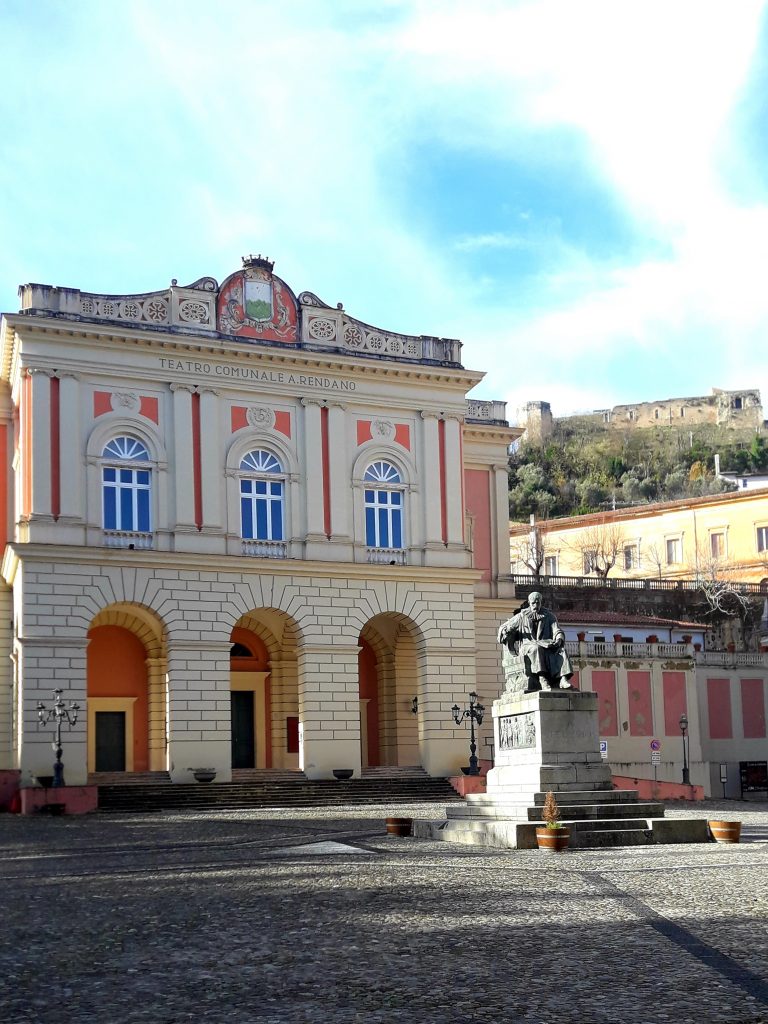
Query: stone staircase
95 767 462 813
419 787 708 849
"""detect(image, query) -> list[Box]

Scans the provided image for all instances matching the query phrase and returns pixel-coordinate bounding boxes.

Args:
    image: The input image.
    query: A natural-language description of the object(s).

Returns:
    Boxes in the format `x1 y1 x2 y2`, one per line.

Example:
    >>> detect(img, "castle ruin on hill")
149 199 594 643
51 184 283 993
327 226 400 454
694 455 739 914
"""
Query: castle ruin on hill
519 388 764 443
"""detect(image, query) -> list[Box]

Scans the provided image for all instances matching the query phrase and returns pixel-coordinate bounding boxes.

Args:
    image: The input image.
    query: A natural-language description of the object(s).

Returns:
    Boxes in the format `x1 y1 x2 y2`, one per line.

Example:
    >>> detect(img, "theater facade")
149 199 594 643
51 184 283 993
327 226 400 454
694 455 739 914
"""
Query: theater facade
0 256 517 788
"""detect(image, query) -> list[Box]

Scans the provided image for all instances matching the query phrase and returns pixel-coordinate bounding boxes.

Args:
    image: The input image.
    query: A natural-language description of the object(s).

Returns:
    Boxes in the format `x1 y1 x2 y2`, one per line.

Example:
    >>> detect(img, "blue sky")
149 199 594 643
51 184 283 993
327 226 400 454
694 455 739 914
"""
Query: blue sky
1 0 767 420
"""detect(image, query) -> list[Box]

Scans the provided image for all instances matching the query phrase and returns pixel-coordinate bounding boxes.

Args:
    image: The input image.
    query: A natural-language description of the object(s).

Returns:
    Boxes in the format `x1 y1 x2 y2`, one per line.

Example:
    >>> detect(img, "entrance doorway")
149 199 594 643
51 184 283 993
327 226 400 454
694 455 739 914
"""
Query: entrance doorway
95 711 126 772
231 690 256 769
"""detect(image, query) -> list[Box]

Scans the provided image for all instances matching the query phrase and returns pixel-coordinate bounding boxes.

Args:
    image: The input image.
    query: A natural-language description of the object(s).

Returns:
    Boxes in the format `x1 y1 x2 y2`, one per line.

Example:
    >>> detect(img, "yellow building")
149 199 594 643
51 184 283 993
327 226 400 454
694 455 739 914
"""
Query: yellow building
510 488 768 583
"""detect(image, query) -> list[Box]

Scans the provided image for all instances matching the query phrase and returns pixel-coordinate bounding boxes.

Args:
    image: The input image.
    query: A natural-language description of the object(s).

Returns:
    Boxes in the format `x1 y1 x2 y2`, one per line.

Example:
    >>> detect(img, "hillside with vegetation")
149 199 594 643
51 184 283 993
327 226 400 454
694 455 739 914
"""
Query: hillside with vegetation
508 419 768 522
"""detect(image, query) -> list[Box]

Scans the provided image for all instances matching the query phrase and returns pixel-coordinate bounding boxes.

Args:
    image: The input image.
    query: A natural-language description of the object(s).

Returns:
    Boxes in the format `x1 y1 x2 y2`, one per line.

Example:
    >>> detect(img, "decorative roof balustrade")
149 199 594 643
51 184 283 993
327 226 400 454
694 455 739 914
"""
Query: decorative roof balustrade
16 259 465 367
466 399 508 424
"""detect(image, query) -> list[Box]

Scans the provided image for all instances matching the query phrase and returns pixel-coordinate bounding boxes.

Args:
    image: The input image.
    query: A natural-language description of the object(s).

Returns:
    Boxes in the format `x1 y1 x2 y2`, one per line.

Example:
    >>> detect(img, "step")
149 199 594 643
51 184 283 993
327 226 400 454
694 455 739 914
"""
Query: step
467 789 641 806
446 801 665 821
570 828 654 848
96 776 463 812
418 815 711 849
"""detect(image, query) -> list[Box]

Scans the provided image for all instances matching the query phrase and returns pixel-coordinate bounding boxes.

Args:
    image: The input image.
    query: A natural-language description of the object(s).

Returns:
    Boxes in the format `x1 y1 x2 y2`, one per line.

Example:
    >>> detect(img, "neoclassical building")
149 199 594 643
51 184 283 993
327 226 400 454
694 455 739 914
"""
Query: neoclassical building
0 256 517 788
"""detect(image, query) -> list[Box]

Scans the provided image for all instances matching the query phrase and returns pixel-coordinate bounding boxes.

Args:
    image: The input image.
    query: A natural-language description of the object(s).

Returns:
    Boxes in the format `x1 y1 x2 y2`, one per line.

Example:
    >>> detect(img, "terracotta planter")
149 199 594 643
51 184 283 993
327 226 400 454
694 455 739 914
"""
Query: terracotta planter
577 632 586 642
708 820 741 844
386 817 412 837
646 635 658 644
536 826 570 852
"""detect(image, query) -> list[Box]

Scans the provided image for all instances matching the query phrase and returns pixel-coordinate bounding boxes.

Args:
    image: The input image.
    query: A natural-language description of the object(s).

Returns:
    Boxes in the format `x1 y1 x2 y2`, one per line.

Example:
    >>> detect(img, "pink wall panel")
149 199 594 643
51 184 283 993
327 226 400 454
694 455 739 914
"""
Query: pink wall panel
706 678 733 740
627 671 653 736
570 670 580 691
592 670 618 736
464 469 492 582
741 678 767 739
662 671 687 735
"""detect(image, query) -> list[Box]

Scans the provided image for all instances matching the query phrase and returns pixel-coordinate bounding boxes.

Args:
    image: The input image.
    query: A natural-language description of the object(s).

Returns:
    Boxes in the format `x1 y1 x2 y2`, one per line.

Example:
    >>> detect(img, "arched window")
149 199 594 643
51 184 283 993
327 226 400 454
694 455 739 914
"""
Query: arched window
102 436 151 533
239 449 284 541
364 460 404 549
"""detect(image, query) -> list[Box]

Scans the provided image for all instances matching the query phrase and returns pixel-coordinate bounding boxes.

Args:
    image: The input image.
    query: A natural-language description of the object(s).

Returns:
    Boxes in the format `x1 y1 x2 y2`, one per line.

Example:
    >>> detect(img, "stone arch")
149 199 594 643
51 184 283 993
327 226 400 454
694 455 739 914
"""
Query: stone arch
87 602 167 775
359 611 423 768
230 608 301 771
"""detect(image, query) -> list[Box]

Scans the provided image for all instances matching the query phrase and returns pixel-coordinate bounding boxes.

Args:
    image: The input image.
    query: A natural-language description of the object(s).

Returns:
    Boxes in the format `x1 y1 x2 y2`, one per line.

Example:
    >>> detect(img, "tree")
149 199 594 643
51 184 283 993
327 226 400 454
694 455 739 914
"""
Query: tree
510 517 552 578
567 520 625 578
643 541 666 580
688 542 751 615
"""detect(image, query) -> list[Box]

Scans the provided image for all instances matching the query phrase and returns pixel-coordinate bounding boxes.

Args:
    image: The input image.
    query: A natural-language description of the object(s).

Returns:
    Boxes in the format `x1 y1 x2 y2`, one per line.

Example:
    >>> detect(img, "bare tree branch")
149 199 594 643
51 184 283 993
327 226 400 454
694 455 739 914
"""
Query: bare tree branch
687 543 751 614
566 520 625 579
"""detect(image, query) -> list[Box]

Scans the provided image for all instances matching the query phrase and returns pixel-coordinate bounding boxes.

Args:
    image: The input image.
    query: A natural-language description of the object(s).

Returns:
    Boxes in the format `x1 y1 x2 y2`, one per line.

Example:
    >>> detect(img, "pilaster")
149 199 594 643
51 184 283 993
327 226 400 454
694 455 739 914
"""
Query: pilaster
298 642 361 779
170 383 196 531
420 411 442 547
301 398 326 555
146 655 168 772
166 639 231 782
26 369 54 524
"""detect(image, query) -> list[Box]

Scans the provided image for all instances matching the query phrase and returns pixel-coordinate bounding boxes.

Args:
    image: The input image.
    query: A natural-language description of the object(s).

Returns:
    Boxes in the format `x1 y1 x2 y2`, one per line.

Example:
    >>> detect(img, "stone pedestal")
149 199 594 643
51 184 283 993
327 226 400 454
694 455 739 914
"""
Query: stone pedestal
487 689 612 804
414 689 709 848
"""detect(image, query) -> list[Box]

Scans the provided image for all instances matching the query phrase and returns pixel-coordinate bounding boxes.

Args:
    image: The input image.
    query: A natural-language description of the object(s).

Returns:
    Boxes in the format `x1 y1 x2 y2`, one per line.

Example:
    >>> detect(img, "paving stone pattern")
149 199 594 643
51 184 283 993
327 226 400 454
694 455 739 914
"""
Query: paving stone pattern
1 800 767 1024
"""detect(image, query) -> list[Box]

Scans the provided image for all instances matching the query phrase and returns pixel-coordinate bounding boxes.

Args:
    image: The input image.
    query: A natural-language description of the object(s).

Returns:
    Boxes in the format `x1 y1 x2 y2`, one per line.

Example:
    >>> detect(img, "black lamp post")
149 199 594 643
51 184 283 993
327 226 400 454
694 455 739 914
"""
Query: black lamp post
37 688 80 788
679 712 690 786
451 691 485 776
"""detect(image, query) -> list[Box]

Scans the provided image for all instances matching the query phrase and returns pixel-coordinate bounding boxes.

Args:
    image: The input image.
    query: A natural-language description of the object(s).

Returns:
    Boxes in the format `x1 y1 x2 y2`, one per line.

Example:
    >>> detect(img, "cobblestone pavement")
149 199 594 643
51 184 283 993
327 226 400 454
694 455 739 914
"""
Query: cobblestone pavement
1 799 767 1024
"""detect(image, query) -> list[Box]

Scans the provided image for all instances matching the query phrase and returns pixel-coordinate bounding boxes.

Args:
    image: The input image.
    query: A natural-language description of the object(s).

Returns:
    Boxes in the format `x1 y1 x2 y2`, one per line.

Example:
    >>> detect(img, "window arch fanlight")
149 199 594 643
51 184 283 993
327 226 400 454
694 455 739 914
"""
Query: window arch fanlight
101 435 151 536
103 437 150 462
239 448 285 544
364 461 402 485
364 459 404 551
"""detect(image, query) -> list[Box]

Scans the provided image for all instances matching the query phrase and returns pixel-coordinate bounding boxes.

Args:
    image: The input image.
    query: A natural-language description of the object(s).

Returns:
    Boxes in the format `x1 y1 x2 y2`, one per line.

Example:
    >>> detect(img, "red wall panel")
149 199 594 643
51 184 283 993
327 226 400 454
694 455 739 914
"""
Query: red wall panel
627 670 653 736
592 670 618 736
706 678 733 739
662 671 687 735
464 469 492 582
741 678 767 739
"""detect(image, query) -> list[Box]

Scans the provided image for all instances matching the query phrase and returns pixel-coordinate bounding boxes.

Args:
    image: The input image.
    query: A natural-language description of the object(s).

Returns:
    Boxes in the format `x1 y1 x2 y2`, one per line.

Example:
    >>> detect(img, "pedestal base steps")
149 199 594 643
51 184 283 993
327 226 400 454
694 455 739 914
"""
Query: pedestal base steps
413 689 710 849
413 787 710 848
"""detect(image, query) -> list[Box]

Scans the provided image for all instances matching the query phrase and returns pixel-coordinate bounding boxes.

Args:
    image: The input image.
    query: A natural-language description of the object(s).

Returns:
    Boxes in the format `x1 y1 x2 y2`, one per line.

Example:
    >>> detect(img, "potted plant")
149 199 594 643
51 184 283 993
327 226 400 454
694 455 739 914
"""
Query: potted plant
708 820 741 843
535 791 570 852
576 631 586 643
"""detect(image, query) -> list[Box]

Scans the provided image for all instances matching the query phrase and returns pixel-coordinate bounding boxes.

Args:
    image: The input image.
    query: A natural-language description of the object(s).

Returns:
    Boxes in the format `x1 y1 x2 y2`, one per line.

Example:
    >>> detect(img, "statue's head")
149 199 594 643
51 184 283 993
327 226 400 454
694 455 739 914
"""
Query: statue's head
528 592 542 612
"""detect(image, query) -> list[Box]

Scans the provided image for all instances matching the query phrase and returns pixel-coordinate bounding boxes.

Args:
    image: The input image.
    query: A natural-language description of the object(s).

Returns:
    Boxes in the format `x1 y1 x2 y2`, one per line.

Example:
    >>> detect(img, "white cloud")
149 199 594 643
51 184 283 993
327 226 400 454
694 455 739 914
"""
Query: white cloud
2 0 766 413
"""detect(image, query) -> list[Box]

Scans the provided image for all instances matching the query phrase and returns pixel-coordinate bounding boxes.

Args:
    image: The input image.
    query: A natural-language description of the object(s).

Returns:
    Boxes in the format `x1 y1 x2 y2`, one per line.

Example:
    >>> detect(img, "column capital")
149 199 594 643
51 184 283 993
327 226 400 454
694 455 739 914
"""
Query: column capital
301 397 323 408
26 367 54 378
170 382 195 394
420 410 439 421
198 386 220 396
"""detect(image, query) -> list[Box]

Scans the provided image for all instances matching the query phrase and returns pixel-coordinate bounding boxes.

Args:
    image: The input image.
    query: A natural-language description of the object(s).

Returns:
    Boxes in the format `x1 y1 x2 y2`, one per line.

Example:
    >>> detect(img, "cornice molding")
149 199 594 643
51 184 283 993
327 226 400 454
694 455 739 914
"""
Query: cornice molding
3 542 481 586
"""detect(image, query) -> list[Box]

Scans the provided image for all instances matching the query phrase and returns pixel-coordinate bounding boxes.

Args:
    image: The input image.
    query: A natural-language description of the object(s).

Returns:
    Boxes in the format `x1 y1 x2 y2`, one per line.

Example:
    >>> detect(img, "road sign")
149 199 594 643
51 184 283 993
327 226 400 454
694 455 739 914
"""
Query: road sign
651 752 661 764
599 740 608 760
650 739 661 752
